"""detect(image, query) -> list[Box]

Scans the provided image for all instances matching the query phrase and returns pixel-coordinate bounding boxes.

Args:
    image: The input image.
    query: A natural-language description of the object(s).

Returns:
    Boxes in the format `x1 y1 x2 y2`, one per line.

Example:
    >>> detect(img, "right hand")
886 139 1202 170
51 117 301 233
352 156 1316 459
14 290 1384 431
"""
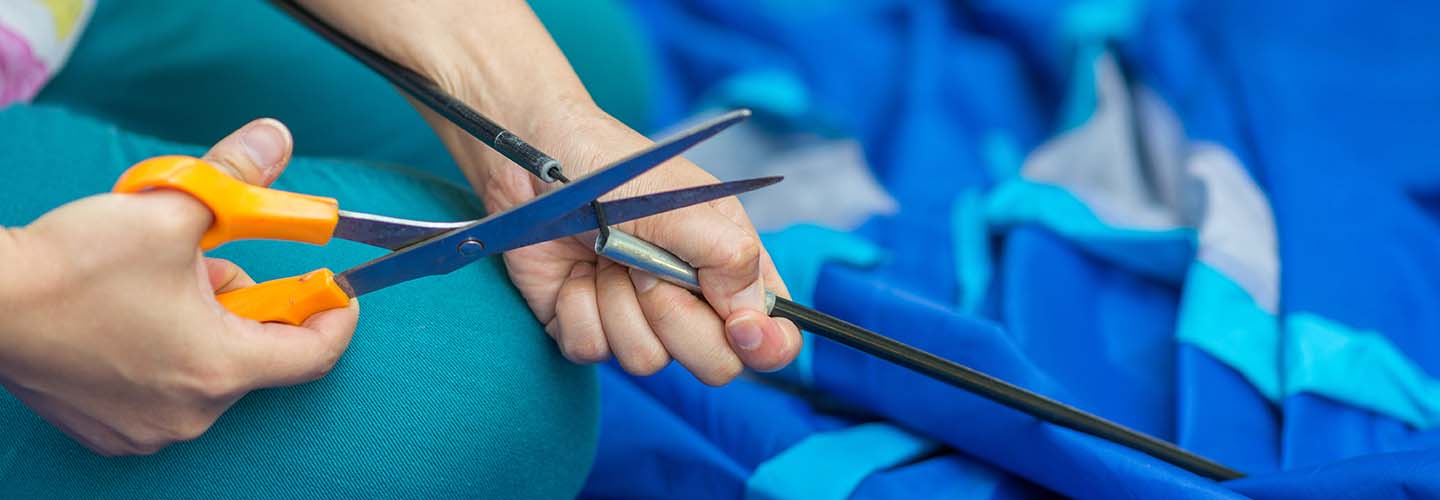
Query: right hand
0 119 359 456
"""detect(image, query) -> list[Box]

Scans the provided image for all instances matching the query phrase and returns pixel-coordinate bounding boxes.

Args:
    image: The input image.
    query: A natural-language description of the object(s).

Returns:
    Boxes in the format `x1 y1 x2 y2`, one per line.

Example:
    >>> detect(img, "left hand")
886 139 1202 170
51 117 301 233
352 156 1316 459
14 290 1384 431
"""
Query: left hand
295 0 802 385
433 101 803 385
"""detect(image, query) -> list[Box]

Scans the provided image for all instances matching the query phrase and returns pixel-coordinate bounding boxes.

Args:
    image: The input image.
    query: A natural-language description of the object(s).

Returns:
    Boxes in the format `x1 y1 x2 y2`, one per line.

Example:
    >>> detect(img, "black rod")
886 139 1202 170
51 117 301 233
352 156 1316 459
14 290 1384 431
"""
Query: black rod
271 0 1243 482
269 0 564 182
770 297 1244 481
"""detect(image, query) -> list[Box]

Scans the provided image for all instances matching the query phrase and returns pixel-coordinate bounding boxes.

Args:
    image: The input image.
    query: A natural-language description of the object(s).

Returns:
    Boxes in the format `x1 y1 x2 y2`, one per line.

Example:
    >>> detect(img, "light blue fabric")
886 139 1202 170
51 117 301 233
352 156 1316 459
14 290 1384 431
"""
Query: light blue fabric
1055 0 1144 131
980 131 1024 182
704 70 813 123
1286 313 1440 429
595 0 1440 497
1176 263 1282 400
746 422 942 500
1056 42 1108 132
951 189 992 312
986 179 1196 282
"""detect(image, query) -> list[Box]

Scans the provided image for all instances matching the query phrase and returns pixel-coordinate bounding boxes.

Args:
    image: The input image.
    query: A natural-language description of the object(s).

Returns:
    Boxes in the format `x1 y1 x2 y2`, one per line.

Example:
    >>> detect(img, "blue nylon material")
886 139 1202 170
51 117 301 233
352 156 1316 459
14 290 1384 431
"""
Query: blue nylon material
952 189 992 311
745 423 940 500
986 179 1196 284
1177 264 1282 400
585 360 1050 499
1285 314 1440 430
588 0 1440 497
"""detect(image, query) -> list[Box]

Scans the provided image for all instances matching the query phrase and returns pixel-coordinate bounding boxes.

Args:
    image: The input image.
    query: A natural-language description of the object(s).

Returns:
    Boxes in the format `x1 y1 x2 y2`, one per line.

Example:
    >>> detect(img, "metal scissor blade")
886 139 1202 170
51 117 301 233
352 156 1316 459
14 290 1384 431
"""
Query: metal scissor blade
334 109 749 298
462 108 750 250
332 211 470 250
507 175 782 250
332 174 780 251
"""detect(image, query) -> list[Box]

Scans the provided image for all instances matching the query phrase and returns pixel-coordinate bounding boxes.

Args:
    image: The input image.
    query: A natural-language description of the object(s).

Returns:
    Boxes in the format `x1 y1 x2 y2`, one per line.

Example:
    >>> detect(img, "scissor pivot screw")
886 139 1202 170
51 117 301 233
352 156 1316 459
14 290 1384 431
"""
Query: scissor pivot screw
458 239 484 256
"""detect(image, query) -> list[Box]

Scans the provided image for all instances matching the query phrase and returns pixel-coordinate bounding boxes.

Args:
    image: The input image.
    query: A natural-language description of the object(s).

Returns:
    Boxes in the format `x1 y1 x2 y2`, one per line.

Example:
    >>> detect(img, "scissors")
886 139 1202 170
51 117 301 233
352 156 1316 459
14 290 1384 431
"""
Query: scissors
111 111 769 325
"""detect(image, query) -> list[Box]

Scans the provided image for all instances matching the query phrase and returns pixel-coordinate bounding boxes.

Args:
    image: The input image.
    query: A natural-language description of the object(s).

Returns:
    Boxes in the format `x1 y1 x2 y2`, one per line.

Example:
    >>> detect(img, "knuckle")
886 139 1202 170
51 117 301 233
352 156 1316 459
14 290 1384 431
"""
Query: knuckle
697 359 743 387
717 234 761 273
621 344 670 376
563 334 610 364
306 359 337 382
132 439 166 455
305 346 344 382
142 194 211 240
179 362 243 403
646 291 688 326
169 414 216 442
123 429 170 455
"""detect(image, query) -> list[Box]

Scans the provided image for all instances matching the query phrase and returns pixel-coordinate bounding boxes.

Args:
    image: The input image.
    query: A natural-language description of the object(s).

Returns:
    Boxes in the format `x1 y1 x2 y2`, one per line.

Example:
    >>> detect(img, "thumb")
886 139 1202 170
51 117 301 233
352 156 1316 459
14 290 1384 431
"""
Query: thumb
203 118 294 186
226 303 360 389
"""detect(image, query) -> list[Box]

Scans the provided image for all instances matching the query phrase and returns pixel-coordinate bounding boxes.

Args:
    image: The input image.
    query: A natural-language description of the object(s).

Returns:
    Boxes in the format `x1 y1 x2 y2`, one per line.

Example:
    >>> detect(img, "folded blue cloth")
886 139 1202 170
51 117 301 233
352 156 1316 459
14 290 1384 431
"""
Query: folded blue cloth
579 0 1440 498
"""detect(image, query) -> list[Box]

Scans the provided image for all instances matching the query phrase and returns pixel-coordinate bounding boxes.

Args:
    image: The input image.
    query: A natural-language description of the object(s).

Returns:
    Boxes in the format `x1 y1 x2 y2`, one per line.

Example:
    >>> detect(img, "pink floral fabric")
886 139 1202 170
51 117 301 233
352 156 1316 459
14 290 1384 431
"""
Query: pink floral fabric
0 24 48 107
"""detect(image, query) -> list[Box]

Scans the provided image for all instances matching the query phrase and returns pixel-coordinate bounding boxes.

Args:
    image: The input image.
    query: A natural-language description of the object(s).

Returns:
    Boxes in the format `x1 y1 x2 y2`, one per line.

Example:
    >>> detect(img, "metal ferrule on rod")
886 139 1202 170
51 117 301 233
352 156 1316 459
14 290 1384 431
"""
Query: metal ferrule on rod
595 228 777 312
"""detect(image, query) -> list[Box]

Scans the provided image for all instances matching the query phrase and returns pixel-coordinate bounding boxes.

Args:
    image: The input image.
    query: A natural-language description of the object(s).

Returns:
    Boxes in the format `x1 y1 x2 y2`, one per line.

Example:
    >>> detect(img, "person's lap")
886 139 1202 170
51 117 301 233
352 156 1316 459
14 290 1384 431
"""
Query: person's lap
2 1 653 495
0 104 597 498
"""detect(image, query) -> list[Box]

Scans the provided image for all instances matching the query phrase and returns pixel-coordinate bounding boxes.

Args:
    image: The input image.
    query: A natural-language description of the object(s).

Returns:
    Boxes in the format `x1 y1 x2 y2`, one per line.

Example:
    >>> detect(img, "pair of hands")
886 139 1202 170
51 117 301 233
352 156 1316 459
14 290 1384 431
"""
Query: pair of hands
1 108 801 455
1 0 800 459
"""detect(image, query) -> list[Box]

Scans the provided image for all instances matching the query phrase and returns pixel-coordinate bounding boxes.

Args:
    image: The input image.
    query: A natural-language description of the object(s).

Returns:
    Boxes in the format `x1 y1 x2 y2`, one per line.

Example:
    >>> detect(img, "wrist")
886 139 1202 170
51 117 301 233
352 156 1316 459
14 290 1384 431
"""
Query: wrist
430 40 597 144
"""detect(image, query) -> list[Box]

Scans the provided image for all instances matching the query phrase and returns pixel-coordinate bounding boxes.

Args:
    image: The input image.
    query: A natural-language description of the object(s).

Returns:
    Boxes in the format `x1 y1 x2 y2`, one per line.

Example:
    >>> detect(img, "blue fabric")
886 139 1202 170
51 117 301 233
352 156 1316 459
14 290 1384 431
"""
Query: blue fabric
580 0 1440 498
746 422 939 500
0 105 597 498
1177 264 1281 400
986 179 1196 283
1284 313 1440 430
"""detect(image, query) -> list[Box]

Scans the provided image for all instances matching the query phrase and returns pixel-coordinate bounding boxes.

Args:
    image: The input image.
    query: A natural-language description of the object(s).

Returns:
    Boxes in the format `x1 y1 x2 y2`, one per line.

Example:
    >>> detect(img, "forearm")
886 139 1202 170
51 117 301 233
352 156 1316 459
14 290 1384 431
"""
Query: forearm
296 0 595 138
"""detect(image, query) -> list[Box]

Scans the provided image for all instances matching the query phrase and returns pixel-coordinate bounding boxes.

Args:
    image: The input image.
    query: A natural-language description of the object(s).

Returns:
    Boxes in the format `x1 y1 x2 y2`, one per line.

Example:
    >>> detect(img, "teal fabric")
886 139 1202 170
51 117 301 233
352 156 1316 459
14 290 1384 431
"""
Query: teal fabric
35 0 653 184
0 104 598 498
745 422 942 500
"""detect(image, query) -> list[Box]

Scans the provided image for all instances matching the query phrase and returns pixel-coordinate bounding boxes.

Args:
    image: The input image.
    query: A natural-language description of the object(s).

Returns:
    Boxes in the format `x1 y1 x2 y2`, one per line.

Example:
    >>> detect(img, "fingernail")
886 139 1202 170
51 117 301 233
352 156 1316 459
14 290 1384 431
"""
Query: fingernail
726 313 764 351
729 278 766 314
630 268 658 293
240 119 287 172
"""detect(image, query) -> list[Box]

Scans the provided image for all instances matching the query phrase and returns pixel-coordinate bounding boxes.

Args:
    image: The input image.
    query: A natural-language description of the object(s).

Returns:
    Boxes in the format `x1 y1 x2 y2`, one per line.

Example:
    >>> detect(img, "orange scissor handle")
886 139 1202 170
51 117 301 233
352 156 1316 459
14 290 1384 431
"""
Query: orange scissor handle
113 156 340 250
215 268 352 325
115 156 350 324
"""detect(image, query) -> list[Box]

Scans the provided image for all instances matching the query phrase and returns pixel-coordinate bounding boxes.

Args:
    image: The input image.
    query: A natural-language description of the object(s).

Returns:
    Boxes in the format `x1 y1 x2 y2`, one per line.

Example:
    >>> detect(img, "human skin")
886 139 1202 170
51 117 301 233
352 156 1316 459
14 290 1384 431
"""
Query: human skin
0 1 803 457
298 0 802 384
0 119 359 456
